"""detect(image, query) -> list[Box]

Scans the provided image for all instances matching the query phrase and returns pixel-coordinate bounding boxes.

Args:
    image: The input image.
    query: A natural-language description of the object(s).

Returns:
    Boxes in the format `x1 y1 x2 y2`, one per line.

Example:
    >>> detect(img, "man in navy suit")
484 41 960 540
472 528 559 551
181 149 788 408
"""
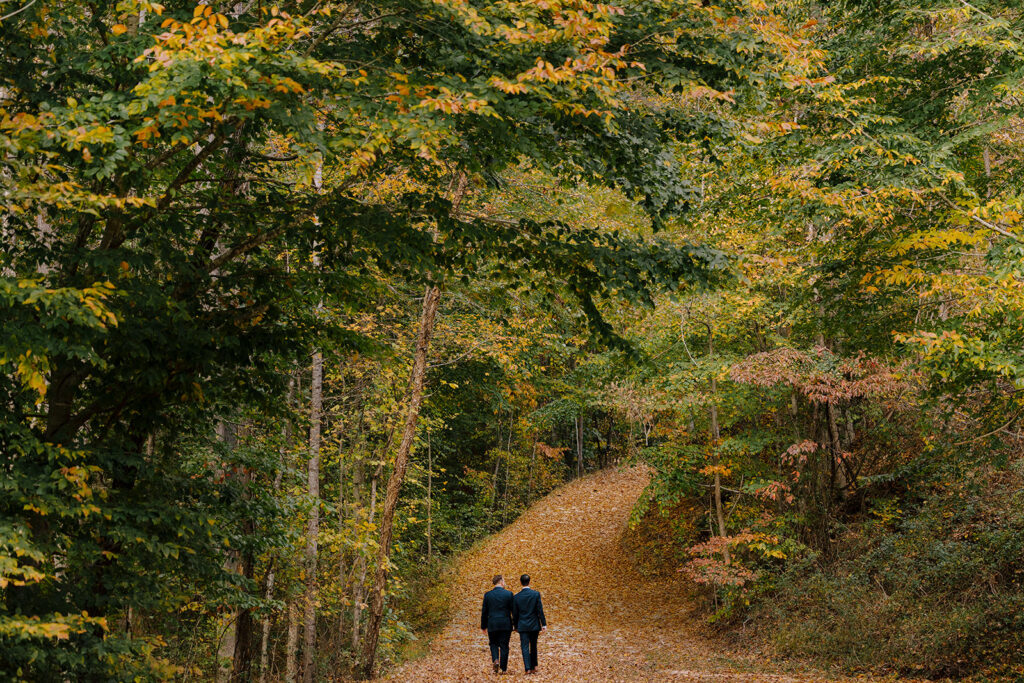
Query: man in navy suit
480 574 514 674
512 574 546 675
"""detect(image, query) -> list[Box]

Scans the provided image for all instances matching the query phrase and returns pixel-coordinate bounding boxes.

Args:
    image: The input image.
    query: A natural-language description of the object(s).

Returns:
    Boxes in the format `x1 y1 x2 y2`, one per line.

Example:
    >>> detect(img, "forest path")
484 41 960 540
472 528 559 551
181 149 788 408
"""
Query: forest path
383 466 881 682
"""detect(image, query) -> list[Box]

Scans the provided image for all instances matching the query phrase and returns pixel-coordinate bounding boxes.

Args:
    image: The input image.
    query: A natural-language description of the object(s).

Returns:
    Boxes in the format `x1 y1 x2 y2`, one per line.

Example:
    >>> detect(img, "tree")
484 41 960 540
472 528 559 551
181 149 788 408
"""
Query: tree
0 0 829 677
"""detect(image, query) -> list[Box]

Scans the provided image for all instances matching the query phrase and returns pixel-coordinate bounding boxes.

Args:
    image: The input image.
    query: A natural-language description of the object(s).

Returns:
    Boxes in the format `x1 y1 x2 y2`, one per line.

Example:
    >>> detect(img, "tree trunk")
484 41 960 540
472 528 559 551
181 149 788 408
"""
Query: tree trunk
285 601 299 683
45 364 84 443
527 438 536 504
233 469 258 683
490 447 501 509
710 397 729 565
356 285 441 679
501 410 513 524
338 447 347 642
844 405 856 446
230 422 258 682
501 450 510 526
426 430 432 561
827 402 848 491
707 327 730 566
256 564 275 683
984 146 992 197
260 375 295 683
575 414 584 478
351 556 365 651
232 588 258 682
216 420 240 683
303 351 323 683
217 609 238 683
604 418 614 468
352 459 379 650
350 457 366 650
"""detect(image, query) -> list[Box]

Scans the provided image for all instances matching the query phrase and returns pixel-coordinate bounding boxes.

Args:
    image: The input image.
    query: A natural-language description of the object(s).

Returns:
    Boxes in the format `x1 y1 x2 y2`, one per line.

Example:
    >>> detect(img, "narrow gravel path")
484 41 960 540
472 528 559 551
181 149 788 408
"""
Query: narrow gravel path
384 466 887 682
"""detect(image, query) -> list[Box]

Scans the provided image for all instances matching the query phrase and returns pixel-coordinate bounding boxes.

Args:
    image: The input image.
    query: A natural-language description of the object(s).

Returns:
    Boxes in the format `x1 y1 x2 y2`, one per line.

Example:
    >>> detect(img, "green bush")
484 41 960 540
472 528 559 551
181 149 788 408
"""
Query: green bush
748 465 1024 680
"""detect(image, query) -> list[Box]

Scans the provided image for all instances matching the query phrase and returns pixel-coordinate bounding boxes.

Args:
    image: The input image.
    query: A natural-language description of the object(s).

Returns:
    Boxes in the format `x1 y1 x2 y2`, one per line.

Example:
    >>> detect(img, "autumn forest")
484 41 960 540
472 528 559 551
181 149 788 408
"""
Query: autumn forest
2 0 1023 681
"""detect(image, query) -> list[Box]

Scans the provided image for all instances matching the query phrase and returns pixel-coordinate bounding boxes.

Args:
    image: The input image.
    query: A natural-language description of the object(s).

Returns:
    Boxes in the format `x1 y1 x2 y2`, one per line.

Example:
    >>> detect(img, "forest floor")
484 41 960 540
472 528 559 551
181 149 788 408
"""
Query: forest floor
383 465 906 682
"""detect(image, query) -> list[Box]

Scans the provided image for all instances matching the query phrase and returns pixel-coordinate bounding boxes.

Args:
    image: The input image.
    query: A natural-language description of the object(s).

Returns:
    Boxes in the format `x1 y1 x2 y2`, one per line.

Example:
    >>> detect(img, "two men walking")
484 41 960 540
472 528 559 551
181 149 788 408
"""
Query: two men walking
480 574 547 675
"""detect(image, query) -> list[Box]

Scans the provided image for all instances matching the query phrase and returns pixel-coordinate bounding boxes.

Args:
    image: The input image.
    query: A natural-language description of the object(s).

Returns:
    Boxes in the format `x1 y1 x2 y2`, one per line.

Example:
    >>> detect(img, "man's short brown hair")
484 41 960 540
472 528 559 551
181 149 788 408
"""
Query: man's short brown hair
492 574 503 585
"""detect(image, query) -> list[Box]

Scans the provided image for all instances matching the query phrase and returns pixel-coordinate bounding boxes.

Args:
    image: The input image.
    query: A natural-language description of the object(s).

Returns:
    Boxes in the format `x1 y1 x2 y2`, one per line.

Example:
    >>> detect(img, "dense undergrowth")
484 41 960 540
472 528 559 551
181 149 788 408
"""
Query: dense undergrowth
754 460 1024 681
628 454 1024 680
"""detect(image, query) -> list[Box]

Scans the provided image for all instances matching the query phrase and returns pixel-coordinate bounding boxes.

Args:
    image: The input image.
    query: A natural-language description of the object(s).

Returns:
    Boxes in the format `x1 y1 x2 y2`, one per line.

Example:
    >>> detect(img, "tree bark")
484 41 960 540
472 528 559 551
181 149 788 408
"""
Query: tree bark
827 402 848 491
501 450 511 526
604 418 614 468
217 610 238 683
215 420 240 683
350 457 366 650
44 364 85 443
575 414 584 478
356 285 441 679
490 446 501 509
228 422 258 682
503 410 514 522
232 466 258 682
285 601 299 683
352 458 379 650
259 375 295 683
338 446 347 641
707 327 730 565
984 146 992 198
232 586 258 682
527 438 536 504
256 563 275 683
844 405 856 446
303 351 323 683
426 430 432 561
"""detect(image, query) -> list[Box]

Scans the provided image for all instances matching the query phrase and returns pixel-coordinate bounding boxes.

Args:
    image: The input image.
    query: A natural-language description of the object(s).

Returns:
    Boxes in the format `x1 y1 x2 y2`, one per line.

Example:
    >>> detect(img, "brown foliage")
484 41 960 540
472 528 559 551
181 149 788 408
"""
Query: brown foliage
729 347 912 406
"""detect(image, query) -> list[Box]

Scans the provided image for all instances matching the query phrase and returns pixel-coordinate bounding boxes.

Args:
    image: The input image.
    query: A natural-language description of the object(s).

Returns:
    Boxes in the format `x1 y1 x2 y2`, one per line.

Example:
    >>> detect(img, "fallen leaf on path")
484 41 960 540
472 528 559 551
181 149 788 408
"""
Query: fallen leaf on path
381 466 917 682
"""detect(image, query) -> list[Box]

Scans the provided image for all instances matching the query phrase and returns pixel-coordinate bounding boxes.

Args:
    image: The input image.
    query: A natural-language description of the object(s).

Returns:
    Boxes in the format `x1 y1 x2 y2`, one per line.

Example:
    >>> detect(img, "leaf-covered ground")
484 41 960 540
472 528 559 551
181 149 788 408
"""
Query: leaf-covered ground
384 466 901 682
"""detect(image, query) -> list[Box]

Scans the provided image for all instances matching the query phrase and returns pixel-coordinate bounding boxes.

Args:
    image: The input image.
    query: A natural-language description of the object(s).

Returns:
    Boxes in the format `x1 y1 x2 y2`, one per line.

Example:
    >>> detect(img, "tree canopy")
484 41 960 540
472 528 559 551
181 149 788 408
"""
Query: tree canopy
2 0 1023 680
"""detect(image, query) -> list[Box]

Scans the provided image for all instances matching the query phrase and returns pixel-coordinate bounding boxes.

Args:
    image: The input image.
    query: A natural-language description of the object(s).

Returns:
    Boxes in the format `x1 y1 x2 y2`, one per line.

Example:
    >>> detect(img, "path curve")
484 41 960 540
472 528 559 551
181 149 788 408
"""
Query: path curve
384 466 881 682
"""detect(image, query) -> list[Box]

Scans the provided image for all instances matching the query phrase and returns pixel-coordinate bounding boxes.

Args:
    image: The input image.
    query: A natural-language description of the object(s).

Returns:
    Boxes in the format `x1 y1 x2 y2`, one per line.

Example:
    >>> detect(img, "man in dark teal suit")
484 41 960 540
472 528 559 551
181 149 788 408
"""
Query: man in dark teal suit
480 574 514 673
511 574 546 675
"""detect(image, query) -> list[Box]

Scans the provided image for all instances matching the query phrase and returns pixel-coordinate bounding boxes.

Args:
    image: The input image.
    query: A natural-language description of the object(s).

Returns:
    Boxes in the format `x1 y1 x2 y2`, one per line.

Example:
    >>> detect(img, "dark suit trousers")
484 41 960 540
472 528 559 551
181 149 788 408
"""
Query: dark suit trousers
488 629 511 671
518 630 539 671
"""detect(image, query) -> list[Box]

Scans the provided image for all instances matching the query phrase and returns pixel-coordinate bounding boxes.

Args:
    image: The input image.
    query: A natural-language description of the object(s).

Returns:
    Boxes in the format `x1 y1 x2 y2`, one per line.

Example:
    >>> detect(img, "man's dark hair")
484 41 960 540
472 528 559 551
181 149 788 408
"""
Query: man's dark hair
520 574 530 586
492 574 503 585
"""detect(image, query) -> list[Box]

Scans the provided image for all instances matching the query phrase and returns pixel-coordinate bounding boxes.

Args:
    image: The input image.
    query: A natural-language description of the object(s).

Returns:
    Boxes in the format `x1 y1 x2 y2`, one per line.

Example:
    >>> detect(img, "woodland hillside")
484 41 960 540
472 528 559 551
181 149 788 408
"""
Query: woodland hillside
2 0 1023 681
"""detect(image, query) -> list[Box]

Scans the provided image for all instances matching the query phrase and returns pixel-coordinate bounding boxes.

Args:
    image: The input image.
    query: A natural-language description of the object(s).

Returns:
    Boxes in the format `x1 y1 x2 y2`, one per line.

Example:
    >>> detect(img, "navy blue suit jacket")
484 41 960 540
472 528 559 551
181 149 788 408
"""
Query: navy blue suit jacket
512 587 546 632
481 586 514 631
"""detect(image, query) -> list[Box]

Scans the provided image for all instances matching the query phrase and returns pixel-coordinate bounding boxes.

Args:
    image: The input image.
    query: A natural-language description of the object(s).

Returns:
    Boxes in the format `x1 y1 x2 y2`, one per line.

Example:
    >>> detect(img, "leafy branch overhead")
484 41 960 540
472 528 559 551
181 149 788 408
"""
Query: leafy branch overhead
3 0 1023 680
